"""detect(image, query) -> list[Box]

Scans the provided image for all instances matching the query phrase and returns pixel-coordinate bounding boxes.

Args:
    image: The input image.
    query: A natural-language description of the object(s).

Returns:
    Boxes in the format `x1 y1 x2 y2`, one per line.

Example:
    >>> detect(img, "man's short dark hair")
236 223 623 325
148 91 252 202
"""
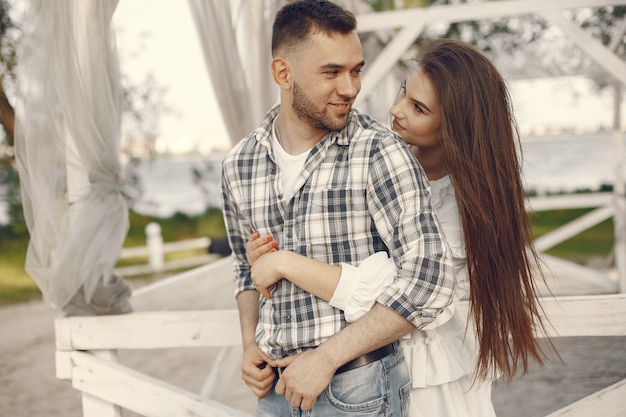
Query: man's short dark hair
271 0 357 57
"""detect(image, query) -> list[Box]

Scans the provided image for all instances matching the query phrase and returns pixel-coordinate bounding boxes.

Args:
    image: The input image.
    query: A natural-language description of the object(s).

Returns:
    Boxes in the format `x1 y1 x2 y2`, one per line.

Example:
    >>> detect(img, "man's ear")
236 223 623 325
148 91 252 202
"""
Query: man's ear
271 57 292 90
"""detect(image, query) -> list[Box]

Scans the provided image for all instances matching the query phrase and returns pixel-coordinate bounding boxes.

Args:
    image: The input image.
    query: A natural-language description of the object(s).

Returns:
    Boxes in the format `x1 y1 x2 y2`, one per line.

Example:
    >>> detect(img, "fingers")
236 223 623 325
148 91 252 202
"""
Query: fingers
273 354 297 369
300 396 316 411
287 392 305 409
275 375 286 395
257 285 273 300
242 360 275 399
241 345 277 399
275 372 317 410
242 365 275 398
246 233 279 265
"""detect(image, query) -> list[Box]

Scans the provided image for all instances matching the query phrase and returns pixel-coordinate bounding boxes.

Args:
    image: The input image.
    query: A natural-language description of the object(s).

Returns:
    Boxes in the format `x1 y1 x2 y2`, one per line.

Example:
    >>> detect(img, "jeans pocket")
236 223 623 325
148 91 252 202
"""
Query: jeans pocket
399 379 411 417
324 362 387 415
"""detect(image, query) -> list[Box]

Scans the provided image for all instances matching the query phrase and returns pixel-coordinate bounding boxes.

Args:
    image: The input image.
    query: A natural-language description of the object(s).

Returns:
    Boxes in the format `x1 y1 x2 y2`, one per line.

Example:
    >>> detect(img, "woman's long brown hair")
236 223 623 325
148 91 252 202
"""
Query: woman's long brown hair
416 38 555 382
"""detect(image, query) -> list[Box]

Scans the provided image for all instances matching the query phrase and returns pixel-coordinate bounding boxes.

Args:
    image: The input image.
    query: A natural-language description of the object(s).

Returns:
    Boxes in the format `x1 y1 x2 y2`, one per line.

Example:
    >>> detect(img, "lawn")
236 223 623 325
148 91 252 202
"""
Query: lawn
0 206 616 306
0 207 227 306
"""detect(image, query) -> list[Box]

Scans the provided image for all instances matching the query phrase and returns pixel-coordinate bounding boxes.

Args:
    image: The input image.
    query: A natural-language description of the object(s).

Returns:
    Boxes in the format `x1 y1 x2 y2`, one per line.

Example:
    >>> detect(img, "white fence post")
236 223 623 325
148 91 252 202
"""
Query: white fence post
146 222 164 273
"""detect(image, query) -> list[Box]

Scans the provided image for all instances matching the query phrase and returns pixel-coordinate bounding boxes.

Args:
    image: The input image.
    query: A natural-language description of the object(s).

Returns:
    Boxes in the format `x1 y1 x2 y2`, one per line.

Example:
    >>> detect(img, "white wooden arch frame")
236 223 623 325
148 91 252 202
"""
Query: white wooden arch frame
355 0 626 292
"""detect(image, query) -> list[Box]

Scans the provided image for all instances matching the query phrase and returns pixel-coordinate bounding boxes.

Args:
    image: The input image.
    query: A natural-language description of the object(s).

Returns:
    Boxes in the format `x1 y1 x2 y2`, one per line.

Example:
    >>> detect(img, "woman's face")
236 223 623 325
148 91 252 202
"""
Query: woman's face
390 69 442 149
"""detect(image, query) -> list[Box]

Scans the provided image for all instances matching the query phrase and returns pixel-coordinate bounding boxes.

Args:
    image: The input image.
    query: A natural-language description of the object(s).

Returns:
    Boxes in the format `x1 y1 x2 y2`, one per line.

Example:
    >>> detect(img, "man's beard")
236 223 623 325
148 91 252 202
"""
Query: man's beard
292 81 350 132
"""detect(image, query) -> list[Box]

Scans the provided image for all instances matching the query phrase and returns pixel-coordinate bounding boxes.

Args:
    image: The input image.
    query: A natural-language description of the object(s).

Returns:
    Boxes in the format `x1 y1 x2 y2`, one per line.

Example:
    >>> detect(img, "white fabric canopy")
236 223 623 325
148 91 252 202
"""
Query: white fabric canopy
188 0 280 146
15 0 132 315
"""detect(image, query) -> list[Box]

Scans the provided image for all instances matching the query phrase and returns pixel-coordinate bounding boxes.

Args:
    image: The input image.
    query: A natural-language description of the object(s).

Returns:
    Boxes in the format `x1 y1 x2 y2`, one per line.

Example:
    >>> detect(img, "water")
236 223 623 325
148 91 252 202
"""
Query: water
128 153 224 218
133 131 625 218
521 131 624 194
1 132 624 224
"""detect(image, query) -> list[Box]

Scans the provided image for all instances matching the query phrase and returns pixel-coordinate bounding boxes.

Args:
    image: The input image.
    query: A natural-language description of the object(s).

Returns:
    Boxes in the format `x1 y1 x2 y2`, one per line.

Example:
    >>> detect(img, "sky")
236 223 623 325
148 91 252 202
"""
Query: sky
112 1 624 154
113 0 231 154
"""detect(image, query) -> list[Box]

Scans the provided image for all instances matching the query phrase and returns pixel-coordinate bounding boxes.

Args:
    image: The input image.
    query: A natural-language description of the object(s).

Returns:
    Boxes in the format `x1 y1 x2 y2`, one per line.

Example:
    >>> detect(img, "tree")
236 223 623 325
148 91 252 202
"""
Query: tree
365 0 625 80
0 0 18 148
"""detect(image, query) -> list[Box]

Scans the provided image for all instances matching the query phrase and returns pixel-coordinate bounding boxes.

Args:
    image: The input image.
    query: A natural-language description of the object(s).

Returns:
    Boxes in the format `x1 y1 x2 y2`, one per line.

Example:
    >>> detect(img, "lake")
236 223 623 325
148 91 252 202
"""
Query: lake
131 131 625 218
1 131 624 224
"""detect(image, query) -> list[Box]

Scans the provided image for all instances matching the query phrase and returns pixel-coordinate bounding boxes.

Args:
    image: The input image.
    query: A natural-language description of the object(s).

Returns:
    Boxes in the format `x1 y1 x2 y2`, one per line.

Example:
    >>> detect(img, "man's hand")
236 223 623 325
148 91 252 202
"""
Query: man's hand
241 344 276 399
273 349 337 411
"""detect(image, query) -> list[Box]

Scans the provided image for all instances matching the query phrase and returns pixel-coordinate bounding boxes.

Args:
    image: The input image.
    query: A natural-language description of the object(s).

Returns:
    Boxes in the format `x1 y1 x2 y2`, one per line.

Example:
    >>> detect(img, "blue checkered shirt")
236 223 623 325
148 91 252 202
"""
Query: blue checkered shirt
222 105 454 359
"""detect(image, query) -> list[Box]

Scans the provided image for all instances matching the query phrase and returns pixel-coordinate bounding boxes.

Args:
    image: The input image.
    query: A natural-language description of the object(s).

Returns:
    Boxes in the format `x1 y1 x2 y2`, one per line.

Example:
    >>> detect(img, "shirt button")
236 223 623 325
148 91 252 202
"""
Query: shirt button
285 314 291 321
286 231 292 238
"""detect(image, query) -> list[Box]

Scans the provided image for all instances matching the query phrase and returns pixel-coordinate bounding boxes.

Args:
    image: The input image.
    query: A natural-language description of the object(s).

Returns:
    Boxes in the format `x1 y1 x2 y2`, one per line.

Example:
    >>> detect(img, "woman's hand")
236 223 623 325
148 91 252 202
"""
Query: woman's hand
246 232 280 298
250 251 285 299
246 232 278 265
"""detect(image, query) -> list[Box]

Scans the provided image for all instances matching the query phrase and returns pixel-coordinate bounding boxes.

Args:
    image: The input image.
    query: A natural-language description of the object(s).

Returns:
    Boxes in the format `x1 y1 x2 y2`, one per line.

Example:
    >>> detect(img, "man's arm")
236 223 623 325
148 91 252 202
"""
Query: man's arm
236 290 276 398
274 303 413 410
221 163 276 399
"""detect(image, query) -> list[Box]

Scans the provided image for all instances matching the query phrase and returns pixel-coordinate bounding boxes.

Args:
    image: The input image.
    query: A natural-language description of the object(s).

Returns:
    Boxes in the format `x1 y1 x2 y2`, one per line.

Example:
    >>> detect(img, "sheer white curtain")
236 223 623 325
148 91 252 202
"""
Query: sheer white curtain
15 0 132 315
187 0 281 146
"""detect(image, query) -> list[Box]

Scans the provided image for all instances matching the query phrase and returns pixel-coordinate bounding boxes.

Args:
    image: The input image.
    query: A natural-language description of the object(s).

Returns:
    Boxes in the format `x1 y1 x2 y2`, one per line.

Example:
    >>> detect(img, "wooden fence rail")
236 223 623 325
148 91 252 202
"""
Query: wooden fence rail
55 292 626 417
53 192 625 416
114 221 216 277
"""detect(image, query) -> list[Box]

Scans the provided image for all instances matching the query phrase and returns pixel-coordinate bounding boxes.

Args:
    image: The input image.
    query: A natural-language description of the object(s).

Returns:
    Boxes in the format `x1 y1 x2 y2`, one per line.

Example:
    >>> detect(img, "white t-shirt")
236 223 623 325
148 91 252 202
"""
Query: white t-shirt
272 120 308 201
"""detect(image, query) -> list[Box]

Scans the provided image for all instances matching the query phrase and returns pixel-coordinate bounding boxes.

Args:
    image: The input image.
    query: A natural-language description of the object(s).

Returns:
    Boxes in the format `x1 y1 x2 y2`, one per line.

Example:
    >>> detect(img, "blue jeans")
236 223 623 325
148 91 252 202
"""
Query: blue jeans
257 343 410 417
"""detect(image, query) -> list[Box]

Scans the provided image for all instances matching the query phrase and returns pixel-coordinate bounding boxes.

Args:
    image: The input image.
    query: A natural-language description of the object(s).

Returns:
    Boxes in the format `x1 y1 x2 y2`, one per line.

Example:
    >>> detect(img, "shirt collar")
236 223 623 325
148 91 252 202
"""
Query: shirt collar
254 105 359 149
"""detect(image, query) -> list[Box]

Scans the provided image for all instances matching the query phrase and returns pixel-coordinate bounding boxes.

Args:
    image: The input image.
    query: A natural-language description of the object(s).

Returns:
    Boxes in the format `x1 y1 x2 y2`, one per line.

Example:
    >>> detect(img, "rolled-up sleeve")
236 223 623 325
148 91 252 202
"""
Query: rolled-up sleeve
366 137 455 328
221 157 255 296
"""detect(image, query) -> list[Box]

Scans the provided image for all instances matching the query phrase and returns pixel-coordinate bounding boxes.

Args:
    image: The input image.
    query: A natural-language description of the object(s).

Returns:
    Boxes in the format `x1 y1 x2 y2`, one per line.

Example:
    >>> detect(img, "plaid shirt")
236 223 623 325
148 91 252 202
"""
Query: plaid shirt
222 105 454 359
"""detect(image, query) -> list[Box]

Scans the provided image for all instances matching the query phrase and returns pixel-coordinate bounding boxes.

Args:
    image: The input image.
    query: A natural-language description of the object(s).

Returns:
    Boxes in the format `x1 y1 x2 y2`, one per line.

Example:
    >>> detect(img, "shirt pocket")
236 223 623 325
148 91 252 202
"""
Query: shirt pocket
299 188 370 260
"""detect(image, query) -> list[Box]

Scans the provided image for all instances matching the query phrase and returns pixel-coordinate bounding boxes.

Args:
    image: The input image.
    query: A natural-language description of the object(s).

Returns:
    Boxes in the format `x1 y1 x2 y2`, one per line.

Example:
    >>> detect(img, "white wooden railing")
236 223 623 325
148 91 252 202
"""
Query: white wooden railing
54 193 626 416
527 193 624 292
115 222 217 277
55 258 626 417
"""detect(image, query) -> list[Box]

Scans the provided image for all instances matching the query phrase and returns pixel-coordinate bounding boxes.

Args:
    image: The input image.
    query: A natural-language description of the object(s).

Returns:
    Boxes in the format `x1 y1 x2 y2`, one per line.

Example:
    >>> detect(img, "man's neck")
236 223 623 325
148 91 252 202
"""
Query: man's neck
276 113 328 155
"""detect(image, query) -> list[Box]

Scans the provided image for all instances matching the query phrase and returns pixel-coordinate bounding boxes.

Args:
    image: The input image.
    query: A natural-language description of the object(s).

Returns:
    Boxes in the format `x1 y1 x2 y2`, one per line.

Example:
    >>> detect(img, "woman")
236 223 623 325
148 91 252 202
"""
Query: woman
247 38 554 416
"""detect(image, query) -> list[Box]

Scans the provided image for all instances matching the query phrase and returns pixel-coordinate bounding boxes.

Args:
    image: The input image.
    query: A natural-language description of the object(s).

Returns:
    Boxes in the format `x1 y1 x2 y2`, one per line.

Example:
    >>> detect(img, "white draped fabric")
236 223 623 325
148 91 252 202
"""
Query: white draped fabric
186 0 388 146
15 0 132 315
187 0 281 145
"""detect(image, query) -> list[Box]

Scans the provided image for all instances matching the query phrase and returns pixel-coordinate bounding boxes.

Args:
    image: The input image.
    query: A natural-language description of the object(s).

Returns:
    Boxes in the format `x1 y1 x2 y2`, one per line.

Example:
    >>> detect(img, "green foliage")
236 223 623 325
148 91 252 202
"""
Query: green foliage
0 163 26 234
0 207 228 306
577 6 626 47
0 227 38 305
366 0 430 11
125 207 226 247
0 203 618 306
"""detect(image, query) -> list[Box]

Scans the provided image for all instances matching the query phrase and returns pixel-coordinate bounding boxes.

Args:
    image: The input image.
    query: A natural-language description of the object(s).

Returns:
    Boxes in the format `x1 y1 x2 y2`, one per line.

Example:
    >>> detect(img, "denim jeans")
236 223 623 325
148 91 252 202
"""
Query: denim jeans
257 342 410 417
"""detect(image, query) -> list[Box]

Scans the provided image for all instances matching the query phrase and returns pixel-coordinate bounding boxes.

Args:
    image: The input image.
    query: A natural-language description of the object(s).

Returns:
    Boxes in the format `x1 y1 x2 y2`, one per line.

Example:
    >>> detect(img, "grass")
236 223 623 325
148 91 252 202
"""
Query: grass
0 204 617 307
531 208 614 263
0 207 228 306
0 235 36 305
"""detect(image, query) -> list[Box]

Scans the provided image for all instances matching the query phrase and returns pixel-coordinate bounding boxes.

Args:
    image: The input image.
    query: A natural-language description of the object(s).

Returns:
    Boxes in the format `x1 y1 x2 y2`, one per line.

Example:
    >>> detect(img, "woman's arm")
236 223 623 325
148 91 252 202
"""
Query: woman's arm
250 248 340 301
247 234 396 322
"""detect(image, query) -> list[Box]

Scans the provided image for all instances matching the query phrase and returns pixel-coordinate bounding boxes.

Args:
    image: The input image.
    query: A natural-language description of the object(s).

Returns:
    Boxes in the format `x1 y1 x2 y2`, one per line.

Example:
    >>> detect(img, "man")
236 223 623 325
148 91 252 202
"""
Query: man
221 1 454 415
